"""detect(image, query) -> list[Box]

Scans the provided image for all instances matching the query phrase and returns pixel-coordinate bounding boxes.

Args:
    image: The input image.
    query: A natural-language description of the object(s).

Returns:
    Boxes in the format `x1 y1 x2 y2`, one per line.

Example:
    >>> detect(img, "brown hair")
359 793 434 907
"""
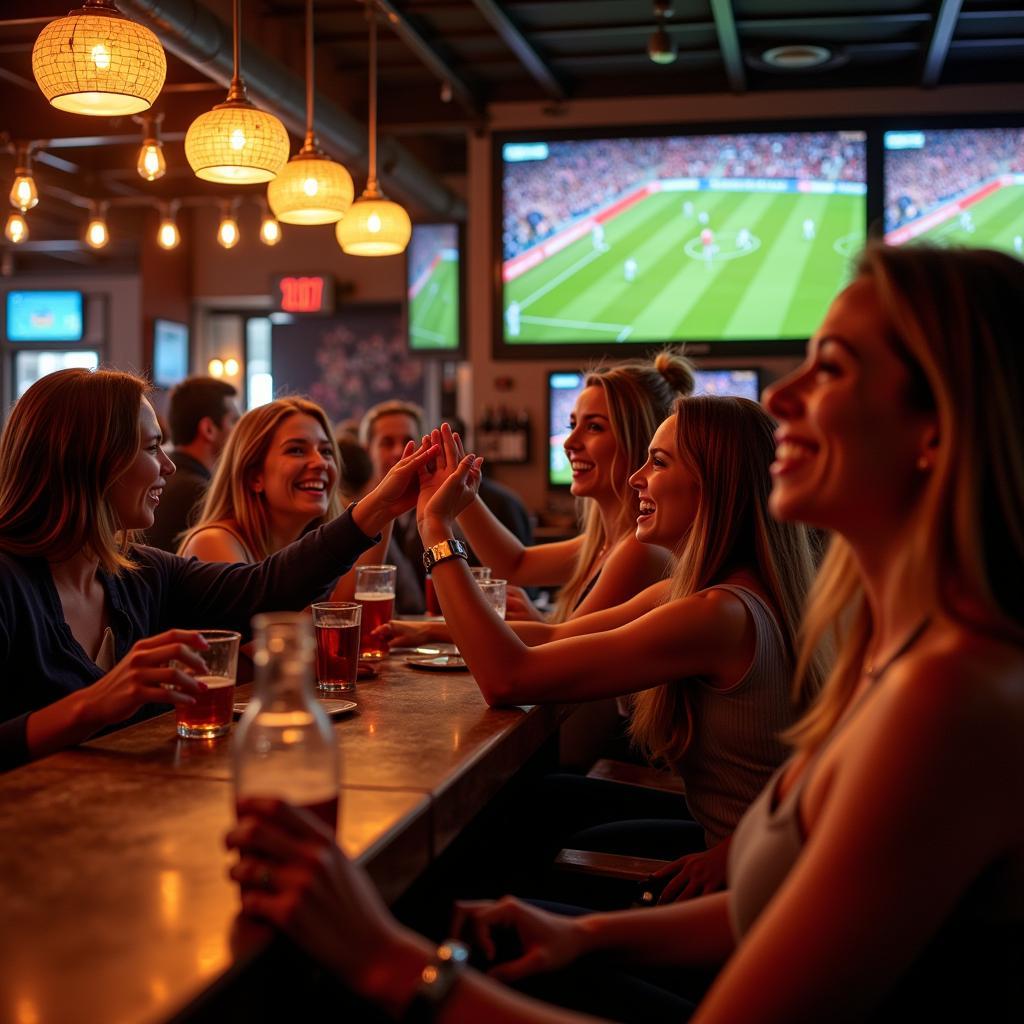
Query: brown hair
629 395 824 762
788 243 1024 753
552 348 696 622
180 397 342 560
0 368 150 574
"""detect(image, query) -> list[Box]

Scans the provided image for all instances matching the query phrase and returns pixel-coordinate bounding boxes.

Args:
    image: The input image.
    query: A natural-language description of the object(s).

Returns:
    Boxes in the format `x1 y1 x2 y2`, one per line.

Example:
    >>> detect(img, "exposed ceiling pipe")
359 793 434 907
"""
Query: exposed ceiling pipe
116 0 466 218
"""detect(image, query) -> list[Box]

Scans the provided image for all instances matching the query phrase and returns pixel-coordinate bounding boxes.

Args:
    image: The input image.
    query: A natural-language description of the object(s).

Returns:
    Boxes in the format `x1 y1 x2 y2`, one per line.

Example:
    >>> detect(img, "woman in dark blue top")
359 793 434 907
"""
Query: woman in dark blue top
0 368 436 770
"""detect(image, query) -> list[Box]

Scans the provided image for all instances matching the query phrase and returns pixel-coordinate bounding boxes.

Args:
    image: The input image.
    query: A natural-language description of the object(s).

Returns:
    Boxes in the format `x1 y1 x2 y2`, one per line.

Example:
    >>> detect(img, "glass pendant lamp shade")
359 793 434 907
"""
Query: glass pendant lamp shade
335 189 411 256
5 213 28 244
10 174 38 213
137 141 166 181
157 217 180 250
185 102 289 184
85 213 109 249
32 2 166 116
268 151 353 225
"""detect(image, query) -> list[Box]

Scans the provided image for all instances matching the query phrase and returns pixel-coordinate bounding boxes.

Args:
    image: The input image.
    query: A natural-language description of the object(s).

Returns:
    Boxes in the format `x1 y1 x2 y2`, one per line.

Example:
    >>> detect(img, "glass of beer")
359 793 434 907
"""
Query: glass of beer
424 574 442 617
478 578 507 620
470 566 493 582
312 602 362 692
355 564 396 659
174 629 241 739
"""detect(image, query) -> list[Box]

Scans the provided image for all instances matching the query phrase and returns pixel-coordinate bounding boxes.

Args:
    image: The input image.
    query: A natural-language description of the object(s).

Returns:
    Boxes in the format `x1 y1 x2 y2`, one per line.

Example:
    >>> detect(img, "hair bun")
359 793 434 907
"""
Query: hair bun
654 348 696 397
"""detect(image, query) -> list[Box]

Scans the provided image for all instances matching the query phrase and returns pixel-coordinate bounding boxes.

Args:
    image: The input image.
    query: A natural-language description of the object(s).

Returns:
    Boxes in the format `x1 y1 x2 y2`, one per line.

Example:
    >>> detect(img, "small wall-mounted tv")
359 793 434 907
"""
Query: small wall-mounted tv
884 125 1024 255
6 290 84 342
406 223 462 355
548 367 762 487
497 126 867 358
152 319 190 388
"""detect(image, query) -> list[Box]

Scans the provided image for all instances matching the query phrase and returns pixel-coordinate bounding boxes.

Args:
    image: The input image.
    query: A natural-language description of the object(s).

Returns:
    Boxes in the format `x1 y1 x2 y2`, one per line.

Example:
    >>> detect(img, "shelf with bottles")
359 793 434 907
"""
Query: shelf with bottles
476 405 531 464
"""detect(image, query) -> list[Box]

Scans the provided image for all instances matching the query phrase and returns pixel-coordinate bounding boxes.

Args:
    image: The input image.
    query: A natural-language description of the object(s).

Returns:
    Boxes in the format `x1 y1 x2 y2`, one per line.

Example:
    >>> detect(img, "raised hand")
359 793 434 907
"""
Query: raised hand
416 423 483 538
355 438 440 536
650 839 730 903
451 896 587 983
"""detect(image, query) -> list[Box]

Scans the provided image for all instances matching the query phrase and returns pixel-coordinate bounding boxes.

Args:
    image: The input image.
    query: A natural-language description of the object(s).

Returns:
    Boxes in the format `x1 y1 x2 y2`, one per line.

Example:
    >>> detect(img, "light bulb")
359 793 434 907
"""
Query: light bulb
208 358 225 377
367 213 382 233
224 358 240 377
217 216 240 249
137 142 166 181
302 177 319 197
91 43 111 71
157 218 180 250
10 174 38 213
86 217 109 249
5 213 28 244
259 216 281 246
230 128 247 151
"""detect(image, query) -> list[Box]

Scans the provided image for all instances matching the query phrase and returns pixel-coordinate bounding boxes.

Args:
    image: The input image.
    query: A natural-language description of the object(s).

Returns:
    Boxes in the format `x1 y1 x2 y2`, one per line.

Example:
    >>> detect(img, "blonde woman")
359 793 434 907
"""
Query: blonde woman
229 245 1024 1022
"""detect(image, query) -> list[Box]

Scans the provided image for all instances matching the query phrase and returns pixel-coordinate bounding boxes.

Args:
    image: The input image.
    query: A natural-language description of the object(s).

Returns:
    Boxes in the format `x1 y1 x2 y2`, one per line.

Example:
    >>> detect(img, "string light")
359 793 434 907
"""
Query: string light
85 202 110 249
9 145 38 213
224 358 240 376
208 358 225 377
184 0 288 184
136 112 166 181
4 213 28 244
32 0 166 116
259 213 282 245
217 204 240 249
336 7 410 256
156 205 180 250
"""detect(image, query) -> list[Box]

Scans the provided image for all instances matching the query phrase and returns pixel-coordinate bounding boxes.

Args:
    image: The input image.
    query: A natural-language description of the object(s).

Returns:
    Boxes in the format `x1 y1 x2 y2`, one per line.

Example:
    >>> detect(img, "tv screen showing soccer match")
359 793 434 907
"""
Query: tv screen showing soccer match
548 368 762 486
407 223 460 352
884 127 1024 254
501 130 866 348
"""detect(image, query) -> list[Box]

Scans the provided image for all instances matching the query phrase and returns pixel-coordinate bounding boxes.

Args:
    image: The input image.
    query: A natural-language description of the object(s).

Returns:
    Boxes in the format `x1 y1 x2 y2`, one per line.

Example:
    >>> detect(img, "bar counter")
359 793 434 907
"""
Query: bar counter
0 655 575 1024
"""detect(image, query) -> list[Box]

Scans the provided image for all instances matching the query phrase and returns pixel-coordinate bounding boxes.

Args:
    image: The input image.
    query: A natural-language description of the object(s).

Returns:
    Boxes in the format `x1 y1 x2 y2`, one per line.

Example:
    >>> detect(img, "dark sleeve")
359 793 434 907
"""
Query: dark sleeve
152 506 380 636
0 612 30 772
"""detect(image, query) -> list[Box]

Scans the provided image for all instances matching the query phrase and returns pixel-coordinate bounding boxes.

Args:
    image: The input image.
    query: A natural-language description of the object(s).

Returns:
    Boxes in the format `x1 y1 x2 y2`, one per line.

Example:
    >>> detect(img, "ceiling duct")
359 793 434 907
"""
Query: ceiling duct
117 0 465 219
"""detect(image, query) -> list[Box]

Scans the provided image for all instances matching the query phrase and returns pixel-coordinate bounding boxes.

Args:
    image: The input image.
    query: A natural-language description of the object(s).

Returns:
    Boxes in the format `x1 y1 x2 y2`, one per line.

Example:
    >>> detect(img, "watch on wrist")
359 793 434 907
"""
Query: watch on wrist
421 538 470 573
402 940 470 1022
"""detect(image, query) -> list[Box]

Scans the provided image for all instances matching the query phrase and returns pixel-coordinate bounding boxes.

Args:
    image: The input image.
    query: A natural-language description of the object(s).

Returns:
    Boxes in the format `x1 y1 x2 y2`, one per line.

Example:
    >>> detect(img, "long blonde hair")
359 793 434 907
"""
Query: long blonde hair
630 396 824 762
788 244 1024 753
180 397 343 560
552 348 696 622
0 368 149 575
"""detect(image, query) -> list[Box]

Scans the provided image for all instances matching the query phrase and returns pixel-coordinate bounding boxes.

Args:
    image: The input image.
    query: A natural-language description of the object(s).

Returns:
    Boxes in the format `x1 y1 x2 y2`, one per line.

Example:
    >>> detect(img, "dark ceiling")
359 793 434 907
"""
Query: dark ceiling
1 1 1022 271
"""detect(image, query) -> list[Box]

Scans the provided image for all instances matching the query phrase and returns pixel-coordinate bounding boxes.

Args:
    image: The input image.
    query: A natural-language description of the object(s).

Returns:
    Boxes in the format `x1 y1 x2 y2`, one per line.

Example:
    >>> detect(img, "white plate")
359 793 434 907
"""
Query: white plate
405 654 468 672
233 698 357 718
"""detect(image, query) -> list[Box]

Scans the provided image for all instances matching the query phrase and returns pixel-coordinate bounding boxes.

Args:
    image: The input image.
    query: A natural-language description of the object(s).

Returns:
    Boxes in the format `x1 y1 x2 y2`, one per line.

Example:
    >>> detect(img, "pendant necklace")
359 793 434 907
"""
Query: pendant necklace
864 617 931 684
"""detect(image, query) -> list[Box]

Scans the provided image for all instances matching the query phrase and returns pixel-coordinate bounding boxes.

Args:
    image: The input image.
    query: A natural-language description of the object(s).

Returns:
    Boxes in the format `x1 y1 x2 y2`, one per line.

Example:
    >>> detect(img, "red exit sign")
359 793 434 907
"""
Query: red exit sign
271 274 336 314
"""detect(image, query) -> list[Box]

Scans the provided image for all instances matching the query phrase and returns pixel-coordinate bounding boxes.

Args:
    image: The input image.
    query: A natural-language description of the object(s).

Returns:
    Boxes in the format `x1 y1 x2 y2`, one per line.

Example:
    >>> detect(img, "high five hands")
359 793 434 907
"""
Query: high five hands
416 423 484 538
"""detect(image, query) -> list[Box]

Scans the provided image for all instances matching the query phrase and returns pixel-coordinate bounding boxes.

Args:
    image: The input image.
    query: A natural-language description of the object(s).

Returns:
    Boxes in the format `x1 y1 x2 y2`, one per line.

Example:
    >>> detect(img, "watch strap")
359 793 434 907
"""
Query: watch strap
422 537 470 573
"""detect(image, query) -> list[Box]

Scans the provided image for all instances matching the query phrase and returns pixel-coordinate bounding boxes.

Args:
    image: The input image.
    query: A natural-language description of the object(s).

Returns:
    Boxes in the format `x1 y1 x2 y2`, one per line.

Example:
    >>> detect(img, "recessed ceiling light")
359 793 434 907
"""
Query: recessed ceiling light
761 44 832 69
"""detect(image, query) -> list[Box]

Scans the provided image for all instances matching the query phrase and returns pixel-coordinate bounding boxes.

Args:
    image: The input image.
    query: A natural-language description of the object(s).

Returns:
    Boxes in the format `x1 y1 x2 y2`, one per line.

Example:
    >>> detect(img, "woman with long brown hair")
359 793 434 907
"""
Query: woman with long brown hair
0 370 435 770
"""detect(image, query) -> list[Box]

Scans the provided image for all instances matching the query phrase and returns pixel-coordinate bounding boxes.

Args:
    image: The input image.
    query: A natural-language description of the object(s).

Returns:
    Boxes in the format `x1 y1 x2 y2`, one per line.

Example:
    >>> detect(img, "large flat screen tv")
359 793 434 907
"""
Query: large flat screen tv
548 367 762 487
6 290 84 342
499 127 866 356
152 319 190 388
406 223 462 354
883 126 1024 254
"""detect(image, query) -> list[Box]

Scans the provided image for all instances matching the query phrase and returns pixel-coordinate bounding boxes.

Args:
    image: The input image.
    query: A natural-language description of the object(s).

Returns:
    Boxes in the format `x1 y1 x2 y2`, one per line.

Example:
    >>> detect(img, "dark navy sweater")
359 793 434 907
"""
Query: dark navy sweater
0 507 377 770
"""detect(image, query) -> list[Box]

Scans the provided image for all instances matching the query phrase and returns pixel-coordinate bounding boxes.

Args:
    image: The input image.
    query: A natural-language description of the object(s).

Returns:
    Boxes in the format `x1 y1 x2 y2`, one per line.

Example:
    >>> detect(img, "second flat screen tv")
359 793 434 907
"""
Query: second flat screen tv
407 223 461 353
500 129 867 351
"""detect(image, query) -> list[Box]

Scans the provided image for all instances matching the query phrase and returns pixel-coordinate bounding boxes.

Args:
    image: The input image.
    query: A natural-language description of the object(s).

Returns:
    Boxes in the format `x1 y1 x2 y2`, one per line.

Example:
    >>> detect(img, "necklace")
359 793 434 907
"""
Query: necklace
864 617 931 683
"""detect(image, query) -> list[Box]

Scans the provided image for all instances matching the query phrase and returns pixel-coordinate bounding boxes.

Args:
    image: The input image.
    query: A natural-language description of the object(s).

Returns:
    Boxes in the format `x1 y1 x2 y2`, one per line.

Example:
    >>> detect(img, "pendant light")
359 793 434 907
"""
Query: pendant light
259 213 282 246
5 213 29 245
32 0 166 116
185 0 289 184
85 201 110 249
136 112 166 182
156 203 180 250
217 202 241 249
267 0 353 224
9 144 39 213
335 5 411 257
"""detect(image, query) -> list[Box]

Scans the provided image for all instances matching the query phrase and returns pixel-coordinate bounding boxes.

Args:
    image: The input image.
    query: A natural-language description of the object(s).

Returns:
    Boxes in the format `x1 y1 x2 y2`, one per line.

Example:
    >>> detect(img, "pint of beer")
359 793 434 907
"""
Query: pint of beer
312 602 362 692
355 564 396 659
174 630 241 739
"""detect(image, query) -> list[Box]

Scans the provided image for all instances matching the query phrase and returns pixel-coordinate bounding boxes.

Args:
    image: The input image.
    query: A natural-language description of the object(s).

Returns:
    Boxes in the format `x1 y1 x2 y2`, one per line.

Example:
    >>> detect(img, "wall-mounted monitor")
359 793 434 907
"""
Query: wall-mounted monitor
152 319 190 389
547 367 762 487
883 126 1024 254
498 127 867 357
406 223 462 354
6 291 84 342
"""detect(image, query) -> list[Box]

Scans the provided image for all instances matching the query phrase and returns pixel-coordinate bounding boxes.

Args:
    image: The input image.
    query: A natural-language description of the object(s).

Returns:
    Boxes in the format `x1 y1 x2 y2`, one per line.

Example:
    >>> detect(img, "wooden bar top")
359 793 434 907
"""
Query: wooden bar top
0 655 574 1024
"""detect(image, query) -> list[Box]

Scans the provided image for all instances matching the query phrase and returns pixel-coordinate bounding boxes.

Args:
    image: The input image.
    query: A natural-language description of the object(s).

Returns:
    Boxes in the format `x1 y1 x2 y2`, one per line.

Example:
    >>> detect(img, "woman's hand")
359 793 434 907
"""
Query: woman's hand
451 896 588 983
82 629 209 730
416 424 483 541
371 619 447 649
354 438 440 537
504 586 548 622
227 798 408 988
650 839 731 904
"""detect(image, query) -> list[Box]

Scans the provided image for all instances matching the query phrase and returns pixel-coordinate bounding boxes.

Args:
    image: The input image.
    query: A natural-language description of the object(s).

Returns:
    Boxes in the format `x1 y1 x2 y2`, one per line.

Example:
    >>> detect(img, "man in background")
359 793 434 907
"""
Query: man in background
146 377 240 552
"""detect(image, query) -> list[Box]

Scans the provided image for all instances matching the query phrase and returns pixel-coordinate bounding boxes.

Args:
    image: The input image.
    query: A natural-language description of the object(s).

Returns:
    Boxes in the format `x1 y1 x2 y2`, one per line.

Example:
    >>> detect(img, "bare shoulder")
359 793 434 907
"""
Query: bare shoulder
180 523 251 563
605 530 671 576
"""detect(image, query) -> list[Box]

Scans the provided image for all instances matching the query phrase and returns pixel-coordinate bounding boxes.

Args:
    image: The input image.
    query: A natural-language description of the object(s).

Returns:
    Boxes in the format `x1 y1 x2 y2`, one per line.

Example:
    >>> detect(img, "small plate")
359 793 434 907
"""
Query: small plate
405 654 469 672
233 698 357 718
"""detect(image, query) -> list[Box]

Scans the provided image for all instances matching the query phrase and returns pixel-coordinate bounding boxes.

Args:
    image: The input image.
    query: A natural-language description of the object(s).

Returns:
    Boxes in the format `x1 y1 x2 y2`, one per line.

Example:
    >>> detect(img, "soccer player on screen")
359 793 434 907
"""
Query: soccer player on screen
623 257 638 282
700 228 715 263
683 200 694 218
698 211 709 225
1014 235 1023 255
737 227 753 250
802 218 816 241
592 223 607 252
505 300 521 338
959 211 975 234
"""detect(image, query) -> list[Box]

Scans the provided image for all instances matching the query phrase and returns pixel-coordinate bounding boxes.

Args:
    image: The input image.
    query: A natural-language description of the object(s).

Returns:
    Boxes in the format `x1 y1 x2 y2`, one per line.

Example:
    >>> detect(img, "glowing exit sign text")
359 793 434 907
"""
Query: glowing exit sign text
271 274 336 314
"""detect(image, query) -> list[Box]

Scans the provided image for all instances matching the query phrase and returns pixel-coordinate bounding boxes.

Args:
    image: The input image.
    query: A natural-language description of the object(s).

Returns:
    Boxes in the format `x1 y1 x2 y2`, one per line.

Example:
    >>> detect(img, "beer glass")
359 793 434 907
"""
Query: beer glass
478 579 508 620
312 602 362 692
174 629 241 739
355 564 396 659
424 574 442 617
470 566 493 582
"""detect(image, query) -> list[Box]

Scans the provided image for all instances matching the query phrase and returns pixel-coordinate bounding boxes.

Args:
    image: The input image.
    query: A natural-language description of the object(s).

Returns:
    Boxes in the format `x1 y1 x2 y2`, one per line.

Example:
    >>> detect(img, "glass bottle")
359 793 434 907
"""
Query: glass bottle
232 612 340 832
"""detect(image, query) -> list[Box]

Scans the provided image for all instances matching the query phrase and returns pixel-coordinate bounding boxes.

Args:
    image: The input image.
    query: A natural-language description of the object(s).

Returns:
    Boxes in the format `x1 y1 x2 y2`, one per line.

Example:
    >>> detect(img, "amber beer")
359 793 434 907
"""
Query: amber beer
312 602 362 692
176 675 235 738
354 565 397 659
